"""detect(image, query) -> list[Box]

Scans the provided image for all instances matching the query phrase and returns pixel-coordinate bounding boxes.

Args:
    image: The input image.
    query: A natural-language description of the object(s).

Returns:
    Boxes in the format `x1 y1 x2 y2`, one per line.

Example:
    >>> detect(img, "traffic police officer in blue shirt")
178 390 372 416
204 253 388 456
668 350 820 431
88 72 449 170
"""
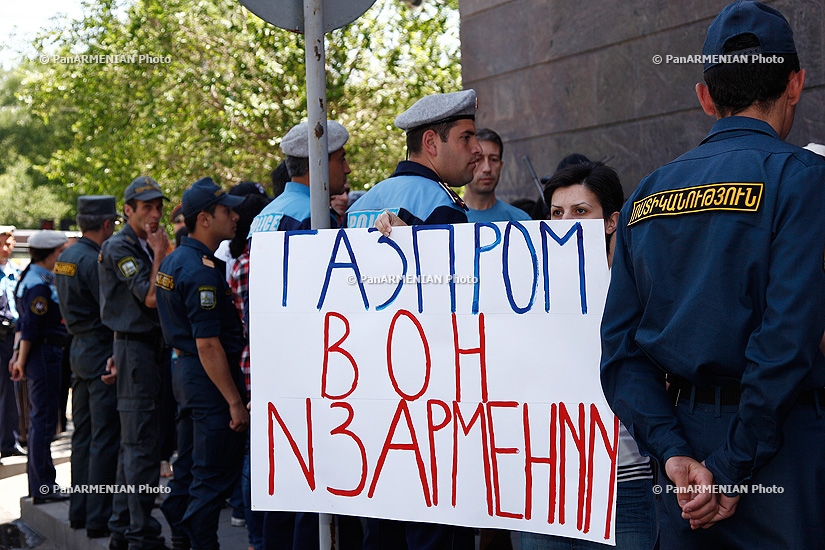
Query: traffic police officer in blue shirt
55 196 121 538
250 119 350 234
600 2 825 548
350 90 481 549
156 177 247 550
10 230 69 504
348 89 480 236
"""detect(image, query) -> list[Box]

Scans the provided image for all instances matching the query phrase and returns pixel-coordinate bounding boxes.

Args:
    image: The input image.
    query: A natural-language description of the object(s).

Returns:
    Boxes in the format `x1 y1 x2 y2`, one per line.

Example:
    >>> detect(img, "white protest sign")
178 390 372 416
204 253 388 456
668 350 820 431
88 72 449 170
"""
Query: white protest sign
249 219 618 544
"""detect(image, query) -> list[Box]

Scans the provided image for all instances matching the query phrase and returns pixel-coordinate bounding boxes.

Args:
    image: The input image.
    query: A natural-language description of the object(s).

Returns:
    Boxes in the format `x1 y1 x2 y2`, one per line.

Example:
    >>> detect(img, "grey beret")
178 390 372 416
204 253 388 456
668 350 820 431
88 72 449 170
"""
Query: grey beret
0 225 14 236
280 120 349 158
394 89 477 132
28 230 68 250
78 195 119 218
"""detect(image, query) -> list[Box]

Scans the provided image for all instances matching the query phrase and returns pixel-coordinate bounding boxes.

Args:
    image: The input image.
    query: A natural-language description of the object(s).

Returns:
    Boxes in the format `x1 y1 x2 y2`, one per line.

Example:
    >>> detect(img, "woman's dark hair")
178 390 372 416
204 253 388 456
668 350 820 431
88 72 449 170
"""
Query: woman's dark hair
15 246 60 297
543 161 624 220
229 194 272 259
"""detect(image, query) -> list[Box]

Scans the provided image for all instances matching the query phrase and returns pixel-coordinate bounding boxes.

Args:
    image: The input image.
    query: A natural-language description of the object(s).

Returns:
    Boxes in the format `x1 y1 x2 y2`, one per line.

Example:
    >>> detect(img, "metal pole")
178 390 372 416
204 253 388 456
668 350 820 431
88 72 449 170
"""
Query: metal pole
305 0 331 232
304 5 334 549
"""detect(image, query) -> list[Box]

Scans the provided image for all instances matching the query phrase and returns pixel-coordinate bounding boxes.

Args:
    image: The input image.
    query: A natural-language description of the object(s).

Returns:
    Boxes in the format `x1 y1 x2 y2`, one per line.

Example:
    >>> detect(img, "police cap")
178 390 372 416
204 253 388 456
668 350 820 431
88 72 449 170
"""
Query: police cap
124 176 168 202
28 230 68 250
78 196 119 218
703 1 796 72
394 89 477 133
181 177 244 218
280 120 349 158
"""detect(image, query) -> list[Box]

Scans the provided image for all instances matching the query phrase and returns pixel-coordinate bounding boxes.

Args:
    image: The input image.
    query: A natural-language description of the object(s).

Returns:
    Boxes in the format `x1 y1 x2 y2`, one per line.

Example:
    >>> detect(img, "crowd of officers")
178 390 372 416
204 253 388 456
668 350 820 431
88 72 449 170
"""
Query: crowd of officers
3 2 825 550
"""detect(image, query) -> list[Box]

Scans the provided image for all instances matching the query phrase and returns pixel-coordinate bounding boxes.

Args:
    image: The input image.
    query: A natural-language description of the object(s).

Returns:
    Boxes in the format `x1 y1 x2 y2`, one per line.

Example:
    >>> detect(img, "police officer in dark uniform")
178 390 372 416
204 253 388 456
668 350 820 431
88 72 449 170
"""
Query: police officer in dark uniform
99 176 170 550
9 230 69 503
600 2 825 548
348 89 481 235
55 196 121 538
155 177 247 550
348 90 482 550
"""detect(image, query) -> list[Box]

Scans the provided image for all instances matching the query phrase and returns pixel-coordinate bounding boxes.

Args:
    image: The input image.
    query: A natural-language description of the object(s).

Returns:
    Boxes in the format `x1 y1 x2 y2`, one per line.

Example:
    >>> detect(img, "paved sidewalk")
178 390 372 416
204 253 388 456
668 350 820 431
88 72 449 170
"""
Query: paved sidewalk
0 434 250 550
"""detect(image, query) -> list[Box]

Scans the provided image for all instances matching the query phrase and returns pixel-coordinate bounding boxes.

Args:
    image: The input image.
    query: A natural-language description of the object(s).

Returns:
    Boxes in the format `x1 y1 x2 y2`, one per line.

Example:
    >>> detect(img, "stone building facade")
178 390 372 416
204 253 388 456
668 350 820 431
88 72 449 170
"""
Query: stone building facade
460 0 825 202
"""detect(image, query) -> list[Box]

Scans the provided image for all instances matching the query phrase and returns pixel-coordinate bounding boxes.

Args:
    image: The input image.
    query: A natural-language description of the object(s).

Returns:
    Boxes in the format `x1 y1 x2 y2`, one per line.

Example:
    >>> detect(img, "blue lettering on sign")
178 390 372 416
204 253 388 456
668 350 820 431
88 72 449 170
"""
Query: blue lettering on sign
412 225 456 313
503 222 538 314
347 208 400 229
373 228 409 312
539 222 586 314
317 229 369 311
282 230 318 307
473 223 501 314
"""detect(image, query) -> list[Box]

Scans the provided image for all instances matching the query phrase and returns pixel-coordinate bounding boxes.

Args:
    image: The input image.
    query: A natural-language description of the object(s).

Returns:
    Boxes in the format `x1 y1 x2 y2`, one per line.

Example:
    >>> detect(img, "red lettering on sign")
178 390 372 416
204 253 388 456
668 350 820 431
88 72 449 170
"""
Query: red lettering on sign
321 312 358 399
487 401 523 519
368 400 432 506
451 401 493 515
327 401 368 497
386 309 431 401
586 404 619 539
559 402 587 529
427 399 451 506
523 402 557 522
268 399 315 495
451 312 489 402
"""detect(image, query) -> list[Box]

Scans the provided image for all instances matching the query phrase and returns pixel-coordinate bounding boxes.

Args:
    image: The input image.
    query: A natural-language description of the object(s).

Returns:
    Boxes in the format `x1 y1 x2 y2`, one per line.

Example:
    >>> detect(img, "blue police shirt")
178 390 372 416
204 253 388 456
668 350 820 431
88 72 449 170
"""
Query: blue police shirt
1 260 19 327
16 264 67 343
600 116 825 487
155 238 244 357
346 161 468 228
249 181 340 234
466 199 531 223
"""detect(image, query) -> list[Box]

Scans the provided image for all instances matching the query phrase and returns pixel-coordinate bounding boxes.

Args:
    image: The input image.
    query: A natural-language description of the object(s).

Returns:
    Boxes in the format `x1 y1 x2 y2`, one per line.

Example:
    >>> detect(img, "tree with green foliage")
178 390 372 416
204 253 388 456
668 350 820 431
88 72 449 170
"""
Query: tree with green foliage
15 0 461 211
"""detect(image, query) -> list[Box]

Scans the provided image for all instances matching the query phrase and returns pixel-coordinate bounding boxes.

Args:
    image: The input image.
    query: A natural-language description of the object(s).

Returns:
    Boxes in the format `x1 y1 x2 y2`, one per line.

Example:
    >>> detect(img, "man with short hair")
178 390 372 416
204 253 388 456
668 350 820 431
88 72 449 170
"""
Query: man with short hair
463 128 530 223
99 176 170 550
347 89 481 550
349 89 481 233
156 177 247 550
55 196 121 539
0 225 25 461
600 2 825 547
250 120 351 234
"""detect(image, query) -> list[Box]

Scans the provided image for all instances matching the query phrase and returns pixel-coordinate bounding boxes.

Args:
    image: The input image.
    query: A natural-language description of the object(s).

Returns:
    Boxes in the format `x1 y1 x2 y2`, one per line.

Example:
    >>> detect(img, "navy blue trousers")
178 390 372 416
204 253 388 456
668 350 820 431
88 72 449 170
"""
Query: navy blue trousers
658 398 825 549
160 355 244 550
25 343 62 498
0 333 20 453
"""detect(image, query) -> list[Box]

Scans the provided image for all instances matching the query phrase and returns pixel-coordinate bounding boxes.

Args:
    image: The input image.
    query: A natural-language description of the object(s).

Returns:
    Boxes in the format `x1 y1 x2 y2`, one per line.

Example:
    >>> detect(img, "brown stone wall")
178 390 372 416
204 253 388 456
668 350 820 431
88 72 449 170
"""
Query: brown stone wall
460 0 825 204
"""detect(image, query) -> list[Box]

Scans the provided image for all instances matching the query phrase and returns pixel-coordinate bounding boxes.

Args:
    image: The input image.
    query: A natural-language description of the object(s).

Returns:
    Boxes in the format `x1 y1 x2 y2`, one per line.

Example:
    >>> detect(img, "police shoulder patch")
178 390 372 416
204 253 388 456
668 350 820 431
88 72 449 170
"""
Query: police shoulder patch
156 272 174 291
54 262 77 277
628 182 764 226
30 296 48 316
198 286 217 310
117 257 139 278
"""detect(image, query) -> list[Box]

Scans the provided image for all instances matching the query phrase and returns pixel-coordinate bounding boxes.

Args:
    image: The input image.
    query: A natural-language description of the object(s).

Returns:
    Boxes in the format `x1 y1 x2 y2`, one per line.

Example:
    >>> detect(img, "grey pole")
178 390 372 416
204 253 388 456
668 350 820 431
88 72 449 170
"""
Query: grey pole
303 10 334 549
305 0 331 233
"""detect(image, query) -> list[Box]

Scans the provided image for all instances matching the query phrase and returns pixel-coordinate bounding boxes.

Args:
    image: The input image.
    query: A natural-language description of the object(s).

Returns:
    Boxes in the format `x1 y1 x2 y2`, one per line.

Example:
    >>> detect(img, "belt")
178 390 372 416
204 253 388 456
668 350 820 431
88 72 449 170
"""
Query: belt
115 331 162 344
0 321 14 338
36 334 69 348
667 374 825 406
174 349 197 358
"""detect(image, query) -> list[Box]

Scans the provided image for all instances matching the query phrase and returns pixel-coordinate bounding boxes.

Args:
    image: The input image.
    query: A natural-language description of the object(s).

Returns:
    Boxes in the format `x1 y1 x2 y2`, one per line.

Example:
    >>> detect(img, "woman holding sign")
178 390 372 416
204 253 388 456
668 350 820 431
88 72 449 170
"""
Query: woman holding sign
521 162 657 550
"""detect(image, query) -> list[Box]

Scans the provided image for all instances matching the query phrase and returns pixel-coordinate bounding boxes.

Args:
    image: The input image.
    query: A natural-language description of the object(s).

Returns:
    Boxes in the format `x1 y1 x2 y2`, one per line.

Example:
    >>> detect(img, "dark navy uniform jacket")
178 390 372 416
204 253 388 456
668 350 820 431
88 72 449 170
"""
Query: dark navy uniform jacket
346 161 468 228
248 181 340 234
98 223 160 333
56 236 111 338
601 116 825 487
16 264 67 343
155 237 244 357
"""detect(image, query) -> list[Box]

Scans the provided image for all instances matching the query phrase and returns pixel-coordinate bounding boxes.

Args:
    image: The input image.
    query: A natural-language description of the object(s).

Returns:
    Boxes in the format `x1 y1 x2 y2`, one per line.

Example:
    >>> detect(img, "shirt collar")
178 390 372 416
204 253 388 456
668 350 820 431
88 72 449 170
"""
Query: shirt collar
701 116 780 145
284 181 311 196
180 236 215 259
391 161 442 183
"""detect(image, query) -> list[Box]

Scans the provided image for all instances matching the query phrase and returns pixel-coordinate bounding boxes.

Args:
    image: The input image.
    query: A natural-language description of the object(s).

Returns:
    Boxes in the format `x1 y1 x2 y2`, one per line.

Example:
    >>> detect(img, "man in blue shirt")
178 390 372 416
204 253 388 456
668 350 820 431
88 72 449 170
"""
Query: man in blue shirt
0 225 24 462
156 177 246 550
464 128 530 223
348 89 481 233
600 2 825 547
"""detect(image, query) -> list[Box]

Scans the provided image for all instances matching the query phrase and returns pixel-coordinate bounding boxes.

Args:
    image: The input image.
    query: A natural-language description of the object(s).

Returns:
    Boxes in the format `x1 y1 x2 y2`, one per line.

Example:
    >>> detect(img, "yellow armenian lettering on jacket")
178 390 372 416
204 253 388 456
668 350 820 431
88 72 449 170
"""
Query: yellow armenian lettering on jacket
54 262 77 277
628 182 763 226
156 272 174 291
